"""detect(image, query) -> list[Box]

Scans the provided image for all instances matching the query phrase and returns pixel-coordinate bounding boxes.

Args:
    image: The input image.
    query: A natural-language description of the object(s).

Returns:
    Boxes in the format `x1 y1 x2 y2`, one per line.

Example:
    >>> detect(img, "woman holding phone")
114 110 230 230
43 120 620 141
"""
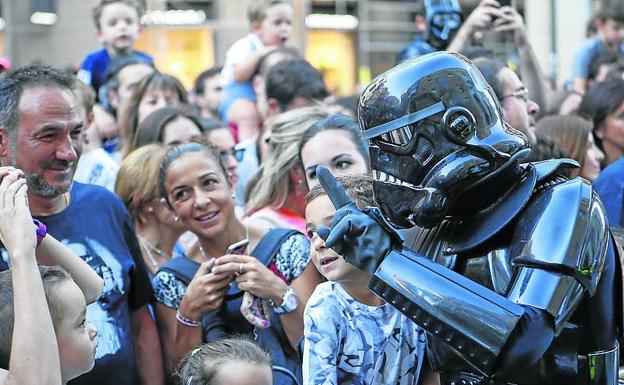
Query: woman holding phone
152 140 321 380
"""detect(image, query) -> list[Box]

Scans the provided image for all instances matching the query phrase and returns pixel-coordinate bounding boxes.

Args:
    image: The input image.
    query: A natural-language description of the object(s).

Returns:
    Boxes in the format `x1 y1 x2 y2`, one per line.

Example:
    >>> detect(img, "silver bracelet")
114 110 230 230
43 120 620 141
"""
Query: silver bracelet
176 310 202 327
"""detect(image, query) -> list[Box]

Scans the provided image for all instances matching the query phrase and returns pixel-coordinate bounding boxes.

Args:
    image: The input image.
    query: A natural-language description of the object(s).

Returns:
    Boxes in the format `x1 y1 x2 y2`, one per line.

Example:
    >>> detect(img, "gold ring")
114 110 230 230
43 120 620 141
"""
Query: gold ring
239 262 244 275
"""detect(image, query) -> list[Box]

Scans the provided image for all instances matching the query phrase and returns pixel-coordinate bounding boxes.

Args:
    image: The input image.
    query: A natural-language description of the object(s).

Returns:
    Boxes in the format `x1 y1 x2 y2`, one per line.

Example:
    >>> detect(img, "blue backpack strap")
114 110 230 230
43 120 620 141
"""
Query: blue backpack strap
157 257 200 286
249 228 303 385
250 228 300 267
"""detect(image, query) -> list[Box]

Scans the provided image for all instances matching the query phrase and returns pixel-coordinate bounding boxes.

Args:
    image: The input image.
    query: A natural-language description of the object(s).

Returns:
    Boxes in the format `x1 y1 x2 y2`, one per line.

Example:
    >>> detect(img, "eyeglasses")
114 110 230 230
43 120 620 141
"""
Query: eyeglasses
500 87 530 103
220 148 245 163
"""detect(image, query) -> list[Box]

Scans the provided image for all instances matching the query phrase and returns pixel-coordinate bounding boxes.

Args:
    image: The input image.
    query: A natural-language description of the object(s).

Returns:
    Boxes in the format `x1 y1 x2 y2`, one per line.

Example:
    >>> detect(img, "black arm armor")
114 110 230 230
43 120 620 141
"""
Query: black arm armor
370 176 612 379
509 177 609 334
370 248 525 376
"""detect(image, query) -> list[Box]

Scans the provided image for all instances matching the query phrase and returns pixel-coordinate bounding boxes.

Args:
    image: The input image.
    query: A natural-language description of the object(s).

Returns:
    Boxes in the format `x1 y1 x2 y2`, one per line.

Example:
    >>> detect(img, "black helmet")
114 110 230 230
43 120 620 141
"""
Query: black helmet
358 52 530 228
424 0 463 49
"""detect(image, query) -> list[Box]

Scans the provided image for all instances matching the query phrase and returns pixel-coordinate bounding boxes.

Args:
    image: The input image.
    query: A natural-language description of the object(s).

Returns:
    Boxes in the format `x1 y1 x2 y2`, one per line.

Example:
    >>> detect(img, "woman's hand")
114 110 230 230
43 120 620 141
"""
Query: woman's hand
178 259 233 321
213 254 288 305
0 167 35 258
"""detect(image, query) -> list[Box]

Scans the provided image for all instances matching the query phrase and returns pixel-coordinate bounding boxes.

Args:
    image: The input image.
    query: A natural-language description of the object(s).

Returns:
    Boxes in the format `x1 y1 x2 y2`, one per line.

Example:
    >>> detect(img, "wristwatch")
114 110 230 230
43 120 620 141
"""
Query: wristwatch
272 287 298 314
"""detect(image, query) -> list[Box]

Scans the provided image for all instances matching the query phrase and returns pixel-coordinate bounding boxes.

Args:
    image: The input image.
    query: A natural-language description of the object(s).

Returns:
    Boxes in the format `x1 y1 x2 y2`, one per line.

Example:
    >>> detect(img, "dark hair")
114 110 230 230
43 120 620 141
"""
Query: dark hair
588 51 621 82
256 46 300 78
92 0 143 29
459 46 495 61
133 105 203 151
265 59 328 112
578 78 624 149
596 3 624 23
119 71 188 158
177 337 271 385
604 61 624 83
158 140 227 208
0 266 72 368
193 66 223 96
0 65 74 140
100 56 154 115
306 174 375 209
199 117 226 132
104 56 154 91
473 58 507 99
298 113 370 170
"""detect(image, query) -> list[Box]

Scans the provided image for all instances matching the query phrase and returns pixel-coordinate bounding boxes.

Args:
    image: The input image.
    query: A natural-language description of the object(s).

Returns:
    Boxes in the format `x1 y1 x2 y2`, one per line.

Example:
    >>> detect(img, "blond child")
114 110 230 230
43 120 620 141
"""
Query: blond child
78 0 153 96
303 174 427 385
220 0 293 141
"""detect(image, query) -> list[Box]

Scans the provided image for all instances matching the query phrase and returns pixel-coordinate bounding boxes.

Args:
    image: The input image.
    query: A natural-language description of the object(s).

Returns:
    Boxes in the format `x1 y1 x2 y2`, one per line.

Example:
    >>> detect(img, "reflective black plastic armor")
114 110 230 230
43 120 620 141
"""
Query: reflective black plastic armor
358 52 622 385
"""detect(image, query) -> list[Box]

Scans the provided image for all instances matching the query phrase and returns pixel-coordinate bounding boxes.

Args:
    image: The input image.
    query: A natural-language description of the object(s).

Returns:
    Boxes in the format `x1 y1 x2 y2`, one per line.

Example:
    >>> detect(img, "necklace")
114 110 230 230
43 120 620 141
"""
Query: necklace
137 236 170 269
197 222 250 261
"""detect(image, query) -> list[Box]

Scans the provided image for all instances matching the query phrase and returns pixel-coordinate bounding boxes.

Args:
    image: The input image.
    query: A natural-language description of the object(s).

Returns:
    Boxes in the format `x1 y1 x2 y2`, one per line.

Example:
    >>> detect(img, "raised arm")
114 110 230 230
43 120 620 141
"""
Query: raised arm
0 168 62 385
232 46 276 83
36 236 103 304
494 6 555 115
446 0 502 53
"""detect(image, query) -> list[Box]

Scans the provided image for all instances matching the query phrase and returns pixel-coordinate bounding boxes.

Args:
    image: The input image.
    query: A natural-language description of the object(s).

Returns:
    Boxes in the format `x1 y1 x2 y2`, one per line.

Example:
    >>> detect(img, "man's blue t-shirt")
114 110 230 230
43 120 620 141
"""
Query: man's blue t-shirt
594 157 624 228
0 182 153 385
77 48 153 94
571 36 624 79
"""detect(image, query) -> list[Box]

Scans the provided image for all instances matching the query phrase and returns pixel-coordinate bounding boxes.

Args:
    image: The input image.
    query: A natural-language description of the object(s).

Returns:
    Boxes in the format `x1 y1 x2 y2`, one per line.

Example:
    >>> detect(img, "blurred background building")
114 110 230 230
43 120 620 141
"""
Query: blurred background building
0 0 617 95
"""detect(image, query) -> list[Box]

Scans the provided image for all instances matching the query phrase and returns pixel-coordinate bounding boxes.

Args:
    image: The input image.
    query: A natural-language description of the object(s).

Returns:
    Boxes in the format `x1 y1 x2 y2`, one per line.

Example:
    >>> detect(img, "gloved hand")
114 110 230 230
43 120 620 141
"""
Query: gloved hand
315 166 403 275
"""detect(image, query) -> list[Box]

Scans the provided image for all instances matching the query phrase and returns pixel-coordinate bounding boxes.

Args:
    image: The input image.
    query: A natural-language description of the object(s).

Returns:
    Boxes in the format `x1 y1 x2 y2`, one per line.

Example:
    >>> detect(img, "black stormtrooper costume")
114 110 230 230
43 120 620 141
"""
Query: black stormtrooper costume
316 52 622 385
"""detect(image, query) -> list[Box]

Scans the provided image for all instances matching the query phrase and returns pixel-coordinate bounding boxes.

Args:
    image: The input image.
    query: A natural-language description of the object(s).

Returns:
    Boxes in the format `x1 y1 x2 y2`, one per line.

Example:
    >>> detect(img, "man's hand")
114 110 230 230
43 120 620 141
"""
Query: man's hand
315 166 401 275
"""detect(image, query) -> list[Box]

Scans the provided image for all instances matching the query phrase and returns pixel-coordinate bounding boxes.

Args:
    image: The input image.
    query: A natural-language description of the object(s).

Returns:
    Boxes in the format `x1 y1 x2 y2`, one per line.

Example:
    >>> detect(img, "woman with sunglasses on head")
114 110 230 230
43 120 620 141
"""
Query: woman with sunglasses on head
153 140 321 383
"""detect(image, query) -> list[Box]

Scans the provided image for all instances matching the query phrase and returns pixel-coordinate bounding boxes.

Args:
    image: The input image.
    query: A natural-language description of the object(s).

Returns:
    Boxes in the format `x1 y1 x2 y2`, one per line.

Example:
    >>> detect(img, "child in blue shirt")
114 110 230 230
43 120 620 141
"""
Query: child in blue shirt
220 0 293 142
303 174 427 385
78 0 153 96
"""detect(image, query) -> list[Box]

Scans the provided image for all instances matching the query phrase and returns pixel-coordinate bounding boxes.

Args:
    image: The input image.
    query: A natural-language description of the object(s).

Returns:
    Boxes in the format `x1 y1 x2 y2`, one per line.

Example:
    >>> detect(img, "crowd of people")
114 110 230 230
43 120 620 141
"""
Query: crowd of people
0 0 623 384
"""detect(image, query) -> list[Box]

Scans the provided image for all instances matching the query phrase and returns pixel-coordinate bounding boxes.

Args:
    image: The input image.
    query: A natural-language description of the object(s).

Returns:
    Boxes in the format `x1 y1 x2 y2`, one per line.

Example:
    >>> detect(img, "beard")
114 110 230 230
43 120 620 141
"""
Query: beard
18 158 76 198
23 170 73 198
7 137 77 198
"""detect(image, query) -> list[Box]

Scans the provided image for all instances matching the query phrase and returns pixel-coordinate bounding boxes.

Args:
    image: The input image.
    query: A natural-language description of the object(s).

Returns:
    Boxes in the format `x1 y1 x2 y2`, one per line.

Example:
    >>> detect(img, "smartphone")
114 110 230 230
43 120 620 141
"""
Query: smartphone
226 239 249 255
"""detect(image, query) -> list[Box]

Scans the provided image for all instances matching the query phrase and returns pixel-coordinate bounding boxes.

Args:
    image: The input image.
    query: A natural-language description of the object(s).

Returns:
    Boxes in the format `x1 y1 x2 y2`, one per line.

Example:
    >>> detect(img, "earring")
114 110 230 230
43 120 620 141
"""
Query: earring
147 207 154 213
232 192 237 200
174 216 180 222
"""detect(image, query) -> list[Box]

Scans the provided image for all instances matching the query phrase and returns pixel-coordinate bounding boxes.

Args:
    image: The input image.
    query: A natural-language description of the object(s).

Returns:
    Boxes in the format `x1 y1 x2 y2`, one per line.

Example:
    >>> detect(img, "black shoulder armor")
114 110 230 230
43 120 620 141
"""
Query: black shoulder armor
529 158 579 183
511 176 609 296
